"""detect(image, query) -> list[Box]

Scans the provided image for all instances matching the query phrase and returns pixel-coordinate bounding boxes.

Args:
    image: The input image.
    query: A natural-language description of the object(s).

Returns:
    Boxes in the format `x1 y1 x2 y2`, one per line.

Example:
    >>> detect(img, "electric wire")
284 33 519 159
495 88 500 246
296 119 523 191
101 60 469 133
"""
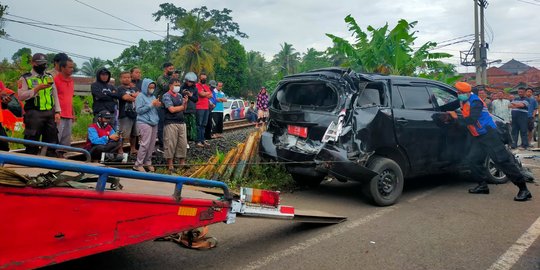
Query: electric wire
73 0 165 38
2 18 134 46
517 0 540 6
0 36 93 60
4 14 138 45
5 14 165 32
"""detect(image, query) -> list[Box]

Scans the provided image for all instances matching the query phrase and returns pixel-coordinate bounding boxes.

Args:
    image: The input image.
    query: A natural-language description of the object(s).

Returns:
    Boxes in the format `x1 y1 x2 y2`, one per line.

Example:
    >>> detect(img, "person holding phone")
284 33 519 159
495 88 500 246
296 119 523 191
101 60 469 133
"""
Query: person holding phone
17 53 61 155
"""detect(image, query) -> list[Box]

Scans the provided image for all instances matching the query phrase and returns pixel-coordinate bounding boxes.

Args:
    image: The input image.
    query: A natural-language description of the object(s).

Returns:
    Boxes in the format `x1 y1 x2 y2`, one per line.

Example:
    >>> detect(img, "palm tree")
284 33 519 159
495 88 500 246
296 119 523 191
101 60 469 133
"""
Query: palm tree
80 58 107 77
326 15 453 77
272 42 300 78
172 13 224 75
298 48 332 72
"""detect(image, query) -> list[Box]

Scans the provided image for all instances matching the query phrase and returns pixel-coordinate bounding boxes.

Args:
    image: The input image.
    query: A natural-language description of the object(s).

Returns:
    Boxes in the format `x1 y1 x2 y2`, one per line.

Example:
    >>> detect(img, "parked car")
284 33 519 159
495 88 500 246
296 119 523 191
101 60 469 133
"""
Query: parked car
259 67 512 206
223 99 246 122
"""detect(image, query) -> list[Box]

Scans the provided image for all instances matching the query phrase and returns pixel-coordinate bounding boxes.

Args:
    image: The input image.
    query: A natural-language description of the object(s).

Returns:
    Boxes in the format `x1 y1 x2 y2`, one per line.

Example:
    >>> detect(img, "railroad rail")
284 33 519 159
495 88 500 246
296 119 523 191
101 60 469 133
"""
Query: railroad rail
10 119 256 158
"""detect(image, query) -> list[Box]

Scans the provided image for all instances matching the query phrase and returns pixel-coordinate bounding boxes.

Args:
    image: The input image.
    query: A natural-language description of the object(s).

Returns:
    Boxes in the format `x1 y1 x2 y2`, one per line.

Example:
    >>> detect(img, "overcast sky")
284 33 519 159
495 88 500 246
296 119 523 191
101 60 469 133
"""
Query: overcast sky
1 0 539 73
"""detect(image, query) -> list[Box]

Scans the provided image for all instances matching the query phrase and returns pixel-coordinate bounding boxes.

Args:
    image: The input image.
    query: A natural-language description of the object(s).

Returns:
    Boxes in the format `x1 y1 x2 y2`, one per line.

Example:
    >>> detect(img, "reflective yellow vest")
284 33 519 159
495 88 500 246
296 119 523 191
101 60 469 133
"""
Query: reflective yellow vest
25 75 54 111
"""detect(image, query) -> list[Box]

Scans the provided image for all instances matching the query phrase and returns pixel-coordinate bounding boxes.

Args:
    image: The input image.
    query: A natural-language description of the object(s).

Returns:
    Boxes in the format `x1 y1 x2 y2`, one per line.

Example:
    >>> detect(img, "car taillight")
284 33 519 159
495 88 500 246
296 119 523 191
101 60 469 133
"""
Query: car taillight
241 187 280 207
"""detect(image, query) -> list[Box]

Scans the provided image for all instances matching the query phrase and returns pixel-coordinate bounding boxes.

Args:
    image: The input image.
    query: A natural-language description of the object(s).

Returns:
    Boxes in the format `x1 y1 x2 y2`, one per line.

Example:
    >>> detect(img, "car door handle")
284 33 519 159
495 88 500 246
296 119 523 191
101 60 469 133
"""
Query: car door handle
396 119 408 124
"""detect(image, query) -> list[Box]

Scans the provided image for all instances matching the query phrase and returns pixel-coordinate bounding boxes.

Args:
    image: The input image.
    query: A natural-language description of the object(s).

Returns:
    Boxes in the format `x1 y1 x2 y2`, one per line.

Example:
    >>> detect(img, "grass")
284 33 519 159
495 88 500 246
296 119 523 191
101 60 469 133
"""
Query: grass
224 163 295 191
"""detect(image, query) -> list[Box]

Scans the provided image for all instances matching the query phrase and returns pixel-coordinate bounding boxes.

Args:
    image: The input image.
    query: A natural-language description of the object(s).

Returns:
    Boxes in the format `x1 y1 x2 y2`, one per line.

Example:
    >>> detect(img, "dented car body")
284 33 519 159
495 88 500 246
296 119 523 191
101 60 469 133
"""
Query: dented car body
260 68 511 206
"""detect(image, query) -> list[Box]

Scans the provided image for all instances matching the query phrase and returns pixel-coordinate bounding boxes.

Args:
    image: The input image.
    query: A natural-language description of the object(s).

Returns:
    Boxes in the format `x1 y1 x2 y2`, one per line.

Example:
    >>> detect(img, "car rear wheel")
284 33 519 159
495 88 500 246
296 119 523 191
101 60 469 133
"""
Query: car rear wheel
291 173 324 187
364 156 404 206
484 157 509 184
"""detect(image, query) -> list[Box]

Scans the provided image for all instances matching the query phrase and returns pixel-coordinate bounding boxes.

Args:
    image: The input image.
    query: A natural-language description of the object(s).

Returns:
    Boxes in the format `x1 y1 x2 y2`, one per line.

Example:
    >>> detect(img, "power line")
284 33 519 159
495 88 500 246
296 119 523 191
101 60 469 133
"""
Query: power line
2 18 133 47
5 14 165 32
3 17 137 46
73 0 165 38
0 36 93 60
517 0 540 6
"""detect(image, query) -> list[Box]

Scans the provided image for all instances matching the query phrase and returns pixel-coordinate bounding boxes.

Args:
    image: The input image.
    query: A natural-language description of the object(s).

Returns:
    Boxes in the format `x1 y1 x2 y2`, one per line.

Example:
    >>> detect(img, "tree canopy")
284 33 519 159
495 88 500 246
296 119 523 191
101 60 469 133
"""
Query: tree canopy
153 4 247 42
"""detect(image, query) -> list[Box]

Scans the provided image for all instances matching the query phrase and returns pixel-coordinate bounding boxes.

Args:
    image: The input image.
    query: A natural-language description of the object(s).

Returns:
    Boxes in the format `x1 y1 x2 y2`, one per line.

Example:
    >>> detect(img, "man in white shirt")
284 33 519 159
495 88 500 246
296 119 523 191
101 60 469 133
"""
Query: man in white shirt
491 91 511 123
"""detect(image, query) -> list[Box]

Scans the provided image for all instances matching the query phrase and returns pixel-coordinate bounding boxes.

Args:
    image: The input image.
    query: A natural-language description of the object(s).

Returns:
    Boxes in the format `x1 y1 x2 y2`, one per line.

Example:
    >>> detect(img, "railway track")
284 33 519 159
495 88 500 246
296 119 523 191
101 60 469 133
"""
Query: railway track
12 119 255 156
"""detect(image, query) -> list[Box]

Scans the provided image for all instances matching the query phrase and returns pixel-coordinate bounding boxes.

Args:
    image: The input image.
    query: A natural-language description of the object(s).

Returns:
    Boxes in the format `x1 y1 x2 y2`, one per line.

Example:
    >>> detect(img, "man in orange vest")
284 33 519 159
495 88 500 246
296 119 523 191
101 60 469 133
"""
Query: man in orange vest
439 82 532 201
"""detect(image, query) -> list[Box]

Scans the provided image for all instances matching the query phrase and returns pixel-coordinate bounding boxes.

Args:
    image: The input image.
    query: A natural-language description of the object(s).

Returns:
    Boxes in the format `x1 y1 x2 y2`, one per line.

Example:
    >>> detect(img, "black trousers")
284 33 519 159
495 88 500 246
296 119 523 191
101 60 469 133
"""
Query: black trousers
23 109 58 155
89 141 121 160
0 123 9 151
212 112 223 134
157 107 165 148
468 128 525 185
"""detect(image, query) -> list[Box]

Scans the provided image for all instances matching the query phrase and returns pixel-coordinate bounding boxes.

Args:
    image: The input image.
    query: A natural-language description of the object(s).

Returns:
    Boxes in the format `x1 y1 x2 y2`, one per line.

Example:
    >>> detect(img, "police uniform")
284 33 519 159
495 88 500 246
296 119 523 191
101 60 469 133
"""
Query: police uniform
18 69 61 155
450 82 531 201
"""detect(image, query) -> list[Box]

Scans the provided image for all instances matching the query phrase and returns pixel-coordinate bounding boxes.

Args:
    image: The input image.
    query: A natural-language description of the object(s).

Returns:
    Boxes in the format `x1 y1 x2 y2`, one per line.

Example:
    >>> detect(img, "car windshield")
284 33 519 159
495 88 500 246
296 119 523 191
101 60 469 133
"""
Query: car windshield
224 101 232 108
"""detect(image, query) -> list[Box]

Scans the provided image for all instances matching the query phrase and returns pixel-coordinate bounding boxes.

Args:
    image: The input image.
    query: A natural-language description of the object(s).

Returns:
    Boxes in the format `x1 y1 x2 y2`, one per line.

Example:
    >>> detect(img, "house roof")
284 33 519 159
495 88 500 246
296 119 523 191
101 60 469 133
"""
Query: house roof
500 59 531 75
487 67 511 76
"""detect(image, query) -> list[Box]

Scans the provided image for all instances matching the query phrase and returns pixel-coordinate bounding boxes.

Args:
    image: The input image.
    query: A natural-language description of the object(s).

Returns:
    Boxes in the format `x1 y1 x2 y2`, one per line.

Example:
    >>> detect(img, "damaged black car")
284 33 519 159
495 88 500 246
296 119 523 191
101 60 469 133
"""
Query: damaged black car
259 68 511 206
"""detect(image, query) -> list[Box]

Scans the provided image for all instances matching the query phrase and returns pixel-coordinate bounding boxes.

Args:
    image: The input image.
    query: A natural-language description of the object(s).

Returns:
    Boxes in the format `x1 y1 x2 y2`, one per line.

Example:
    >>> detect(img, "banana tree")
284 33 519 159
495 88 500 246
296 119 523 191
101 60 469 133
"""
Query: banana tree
326 15 454 78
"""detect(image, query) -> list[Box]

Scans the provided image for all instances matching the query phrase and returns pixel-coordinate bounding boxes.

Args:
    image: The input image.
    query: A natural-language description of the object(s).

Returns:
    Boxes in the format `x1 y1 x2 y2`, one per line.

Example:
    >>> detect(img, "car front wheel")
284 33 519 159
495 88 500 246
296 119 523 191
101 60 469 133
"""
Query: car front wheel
224 115 230 122
364 156 404 206
484 157 509 184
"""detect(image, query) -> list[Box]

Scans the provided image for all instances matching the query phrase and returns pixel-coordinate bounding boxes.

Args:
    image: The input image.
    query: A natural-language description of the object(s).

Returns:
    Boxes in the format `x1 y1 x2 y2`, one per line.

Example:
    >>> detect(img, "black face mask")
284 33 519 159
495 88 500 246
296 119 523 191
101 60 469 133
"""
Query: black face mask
167 71 173 76
200 79 207 84
34 64 47 74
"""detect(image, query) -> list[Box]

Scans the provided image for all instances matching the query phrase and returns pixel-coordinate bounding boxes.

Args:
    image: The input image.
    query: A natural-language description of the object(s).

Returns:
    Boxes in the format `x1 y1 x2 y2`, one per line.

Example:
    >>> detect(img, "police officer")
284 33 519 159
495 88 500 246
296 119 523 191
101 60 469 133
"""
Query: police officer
18 53 61 155
440 82 532 201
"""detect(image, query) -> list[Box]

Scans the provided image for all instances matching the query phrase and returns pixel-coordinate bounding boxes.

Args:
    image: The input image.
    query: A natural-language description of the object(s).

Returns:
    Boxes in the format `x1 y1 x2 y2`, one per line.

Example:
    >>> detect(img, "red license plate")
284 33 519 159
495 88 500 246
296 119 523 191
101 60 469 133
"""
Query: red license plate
288 125 308 138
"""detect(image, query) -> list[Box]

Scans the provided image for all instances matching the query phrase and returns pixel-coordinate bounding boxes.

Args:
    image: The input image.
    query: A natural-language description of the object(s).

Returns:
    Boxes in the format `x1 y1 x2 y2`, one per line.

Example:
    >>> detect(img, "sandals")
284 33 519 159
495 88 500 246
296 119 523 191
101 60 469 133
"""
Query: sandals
146 166 156 173
132 166 146 173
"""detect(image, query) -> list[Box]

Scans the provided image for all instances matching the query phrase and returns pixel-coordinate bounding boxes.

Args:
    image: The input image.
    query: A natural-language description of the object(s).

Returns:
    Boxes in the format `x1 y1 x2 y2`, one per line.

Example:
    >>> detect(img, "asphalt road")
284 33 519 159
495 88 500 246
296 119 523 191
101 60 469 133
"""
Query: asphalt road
45 156 540 270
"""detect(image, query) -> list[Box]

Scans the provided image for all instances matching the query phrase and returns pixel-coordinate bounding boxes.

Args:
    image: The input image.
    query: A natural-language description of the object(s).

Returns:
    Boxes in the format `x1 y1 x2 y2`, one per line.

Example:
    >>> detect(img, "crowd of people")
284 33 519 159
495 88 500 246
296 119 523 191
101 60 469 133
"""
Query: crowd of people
479 86 539 150
0 53 270 173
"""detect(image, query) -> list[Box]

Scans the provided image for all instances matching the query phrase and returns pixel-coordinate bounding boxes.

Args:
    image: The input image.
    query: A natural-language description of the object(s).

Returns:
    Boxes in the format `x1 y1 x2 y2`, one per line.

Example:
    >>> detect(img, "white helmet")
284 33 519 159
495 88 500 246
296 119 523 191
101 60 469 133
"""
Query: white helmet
184 72 197 83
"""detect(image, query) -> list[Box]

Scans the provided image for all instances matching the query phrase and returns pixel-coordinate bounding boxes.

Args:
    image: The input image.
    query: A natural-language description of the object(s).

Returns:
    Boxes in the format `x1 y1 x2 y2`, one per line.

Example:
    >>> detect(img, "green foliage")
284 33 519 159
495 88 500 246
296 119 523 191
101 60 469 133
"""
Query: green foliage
172 13 225 75
80 58 107 77
11 48 32 62
246 51 273 97
72 114 94 141
153 4 247 42
298 48 333 73
225 163 294 191
327 15 453 77
215 37 247 98
272 42 301 79
0 54 33 90
113 39 166 80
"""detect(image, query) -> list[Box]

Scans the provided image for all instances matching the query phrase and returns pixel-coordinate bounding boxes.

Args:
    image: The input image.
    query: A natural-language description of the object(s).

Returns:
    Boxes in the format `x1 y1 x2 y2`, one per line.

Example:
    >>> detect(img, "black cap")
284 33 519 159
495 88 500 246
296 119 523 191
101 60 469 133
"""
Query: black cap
32 53 47 64
97 110 113 119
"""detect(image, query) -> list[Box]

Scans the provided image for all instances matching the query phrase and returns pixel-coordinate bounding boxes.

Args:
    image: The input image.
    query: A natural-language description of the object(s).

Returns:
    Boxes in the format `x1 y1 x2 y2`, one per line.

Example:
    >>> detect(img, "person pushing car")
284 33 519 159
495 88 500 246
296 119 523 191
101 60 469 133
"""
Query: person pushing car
438 82 532 201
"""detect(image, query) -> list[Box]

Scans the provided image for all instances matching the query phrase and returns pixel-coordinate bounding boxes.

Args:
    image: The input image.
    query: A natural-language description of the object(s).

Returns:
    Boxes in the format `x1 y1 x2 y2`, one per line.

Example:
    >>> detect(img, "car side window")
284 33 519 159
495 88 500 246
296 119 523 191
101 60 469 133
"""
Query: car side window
397 86 434 110
427 85 457 108
231 101 238 109
391 88 404 109
239 101 245 109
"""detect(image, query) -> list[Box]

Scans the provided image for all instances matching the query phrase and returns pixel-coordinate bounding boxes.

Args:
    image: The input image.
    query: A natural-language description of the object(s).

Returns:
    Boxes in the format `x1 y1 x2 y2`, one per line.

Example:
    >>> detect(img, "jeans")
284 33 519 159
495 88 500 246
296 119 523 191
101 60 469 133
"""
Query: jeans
195 109 209 143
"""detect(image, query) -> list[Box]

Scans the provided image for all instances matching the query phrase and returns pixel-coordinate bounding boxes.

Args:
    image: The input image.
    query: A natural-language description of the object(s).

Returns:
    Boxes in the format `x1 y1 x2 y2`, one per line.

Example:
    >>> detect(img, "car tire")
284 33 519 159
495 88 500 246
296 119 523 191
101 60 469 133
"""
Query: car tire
291 173 324 187
224 115 230 122
484 156 509 184
364 156 404 206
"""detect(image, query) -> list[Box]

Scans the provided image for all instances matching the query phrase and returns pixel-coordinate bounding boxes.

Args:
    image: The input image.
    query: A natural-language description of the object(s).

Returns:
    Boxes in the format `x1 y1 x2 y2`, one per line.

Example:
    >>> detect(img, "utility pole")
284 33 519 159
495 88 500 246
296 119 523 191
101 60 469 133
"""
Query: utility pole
166 23 170 58
479 0 488 85
473 0 489 86
474 1 482 86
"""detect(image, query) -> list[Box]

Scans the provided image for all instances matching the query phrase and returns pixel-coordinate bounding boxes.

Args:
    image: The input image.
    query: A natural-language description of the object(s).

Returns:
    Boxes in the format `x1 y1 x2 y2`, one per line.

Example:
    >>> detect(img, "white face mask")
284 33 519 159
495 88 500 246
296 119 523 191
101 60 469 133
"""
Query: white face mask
173 86 181 93
148 88 155 95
